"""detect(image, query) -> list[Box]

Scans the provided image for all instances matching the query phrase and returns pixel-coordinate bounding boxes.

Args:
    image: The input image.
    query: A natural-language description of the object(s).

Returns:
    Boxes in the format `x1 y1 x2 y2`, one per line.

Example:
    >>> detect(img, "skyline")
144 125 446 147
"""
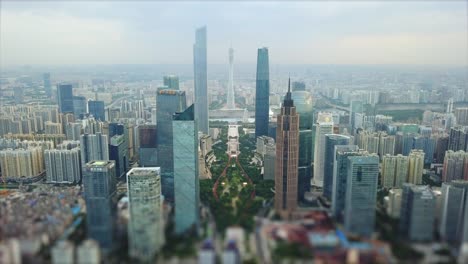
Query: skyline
1 1 467 66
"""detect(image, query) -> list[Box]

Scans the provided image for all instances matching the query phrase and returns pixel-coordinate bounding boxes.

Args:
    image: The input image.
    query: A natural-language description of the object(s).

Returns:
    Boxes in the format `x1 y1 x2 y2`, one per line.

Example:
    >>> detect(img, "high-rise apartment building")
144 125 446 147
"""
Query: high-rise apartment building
449 127 468 151
0 147 44 178
83 160 116 250
442 150 468 182
323 134 350 200
57 84 74 114
344 154 379 237
275 80 299 218
44 148 81 183
156 89 187 201
381 154 409 188
193 26 209 134
127 167 164 261
408 149 425 185
312 112 334 188
455 108 468 126
173 105 200 233
255 47 270 138
399 184 435 241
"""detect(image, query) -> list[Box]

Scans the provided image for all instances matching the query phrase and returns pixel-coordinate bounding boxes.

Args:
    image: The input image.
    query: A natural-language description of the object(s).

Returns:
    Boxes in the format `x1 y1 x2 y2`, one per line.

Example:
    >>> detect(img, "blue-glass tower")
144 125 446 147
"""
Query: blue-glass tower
57 84 74 113
324 134 351 200
255 47 270 138
88 100 105 121
193 26 209 134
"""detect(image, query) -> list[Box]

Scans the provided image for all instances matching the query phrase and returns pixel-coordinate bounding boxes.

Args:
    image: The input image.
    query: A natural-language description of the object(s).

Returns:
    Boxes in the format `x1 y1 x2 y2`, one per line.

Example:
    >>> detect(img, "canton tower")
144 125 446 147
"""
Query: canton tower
226 47 235 109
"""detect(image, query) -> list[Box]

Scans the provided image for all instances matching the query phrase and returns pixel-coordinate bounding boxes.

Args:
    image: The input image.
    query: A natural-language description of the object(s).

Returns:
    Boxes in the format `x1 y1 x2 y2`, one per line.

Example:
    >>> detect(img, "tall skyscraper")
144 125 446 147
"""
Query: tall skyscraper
83 160 116 250
226 47 235 109
323 134 350 200
88 100 105 121
138 124 158 167
399 184 435 241
291 88 314 201
193 26 209 134
156 89 187 201
163 75 179 90
274 80 299 218
65 122 82 141
173 105 200 233
127 167 164 261
344 154 379 237
408 149 425 184
109 135 128 180
312 112 334 188
255 47 270 138
381 154 409 188
331 145 360 220
43 73 52 97
57 84 74 114
44 148 81 183
80 133 109 168
439 180 468 243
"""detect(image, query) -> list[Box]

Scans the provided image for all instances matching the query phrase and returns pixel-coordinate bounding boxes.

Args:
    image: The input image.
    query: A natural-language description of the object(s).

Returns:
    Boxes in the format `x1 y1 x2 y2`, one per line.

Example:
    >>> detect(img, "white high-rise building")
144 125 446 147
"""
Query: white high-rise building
382 154 409 188
312 112 334 187
127 167 164 262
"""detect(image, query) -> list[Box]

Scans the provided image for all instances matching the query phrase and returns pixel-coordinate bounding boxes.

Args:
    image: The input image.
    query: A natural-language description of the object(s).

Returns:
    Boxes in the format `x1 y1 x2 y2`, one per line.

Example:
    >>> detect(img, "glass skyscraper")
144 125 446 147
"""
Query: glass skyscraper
163 75 179 90
344 154 379 237
331 145 360 221
193 26 209 134
109 135 128 180
291 89 313 201
73 96 87 119
173 105 200 233
156 89 187 201
323 134 350 200
43 73 51 97
83 160 117 250
88 100 105 121
57 84 74 113
255 47 270 138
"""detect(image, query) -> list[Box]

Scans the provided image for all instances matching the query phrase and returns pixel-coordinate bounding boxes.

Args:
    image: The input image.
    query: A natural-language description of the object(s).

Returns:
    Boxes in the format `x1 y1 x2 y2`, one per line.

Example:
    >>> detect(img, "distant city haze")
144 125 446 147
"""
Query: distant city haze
0 1 467 66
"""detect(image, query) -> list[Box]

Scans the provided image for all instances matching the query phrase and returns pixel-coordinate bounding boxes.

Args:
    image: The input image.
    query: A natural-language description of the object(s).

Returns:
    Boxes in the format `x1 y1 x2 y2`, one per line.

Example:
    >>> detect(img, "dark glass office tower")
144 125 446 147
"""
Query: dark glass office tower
323 134 350 200
138 124 158 166
43 73 51 97
193 26 208 134
57 84 74 113
83 160 117 250
88 100 105 121
109 135 128 180
255 47 270 138
156 89 187 201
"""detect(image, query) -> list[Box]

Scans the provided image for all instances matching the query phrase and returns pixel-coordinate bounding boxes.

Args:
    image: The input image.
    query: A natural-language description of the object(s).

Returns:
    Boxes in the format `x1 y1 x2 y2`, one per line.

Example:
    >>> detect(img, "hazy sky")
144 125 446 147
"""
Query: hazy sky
1 1 467 66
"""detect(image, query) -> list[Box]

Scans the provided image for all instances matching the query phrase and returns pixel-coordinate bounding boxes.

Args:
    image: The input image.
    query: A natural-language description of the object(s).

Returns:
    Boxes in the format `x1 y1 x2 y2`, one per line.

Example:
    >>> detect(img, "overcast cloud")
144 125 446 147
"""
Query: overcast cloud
0 1 466 66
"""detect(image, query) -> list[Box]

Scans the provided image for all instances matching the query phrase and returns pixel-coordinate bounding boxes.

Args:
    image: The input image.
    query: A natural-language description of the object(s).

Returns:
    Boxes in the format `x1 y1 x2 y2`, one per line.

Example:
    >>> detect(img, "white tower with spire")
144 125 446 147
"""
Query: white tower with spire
226 47 235 109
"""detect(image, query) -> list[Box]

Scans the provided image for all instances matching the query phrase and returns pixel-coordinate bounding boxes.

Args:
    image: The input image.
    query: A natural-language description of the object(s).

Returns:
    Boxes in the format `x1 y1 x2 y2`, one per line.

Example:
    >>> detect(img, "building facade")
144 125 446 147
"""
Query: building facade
323 134 350 199
255 47 270 138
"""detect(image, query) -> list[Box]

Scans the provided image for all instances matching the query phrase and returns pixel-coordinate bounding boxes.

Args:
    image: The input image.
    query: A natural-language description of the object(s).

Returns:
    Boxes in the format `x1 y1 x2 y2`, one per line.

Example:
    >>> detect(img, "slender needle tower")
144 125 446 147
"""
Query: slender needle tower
226 47 235 109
